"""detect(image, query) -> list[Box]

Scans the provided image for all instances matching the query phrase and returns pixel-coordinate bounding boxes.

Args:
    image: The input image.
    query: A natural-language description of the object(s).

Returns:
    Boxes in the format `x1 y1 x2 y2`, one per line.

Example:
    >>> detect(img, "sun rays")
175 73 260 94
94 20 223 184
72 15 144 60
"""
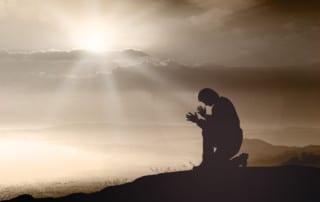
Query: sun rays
45 52 129 126
44 51 192 129
0 0 198 188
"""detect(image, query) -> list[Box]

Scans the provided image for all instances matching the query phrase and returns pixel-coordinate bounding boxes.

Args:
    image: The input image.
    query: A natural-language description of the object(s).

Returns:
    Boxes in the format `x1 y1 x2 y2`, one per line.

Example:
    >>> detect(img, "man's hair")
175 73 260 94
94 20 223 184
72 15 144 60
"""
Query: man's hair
198 88 219 101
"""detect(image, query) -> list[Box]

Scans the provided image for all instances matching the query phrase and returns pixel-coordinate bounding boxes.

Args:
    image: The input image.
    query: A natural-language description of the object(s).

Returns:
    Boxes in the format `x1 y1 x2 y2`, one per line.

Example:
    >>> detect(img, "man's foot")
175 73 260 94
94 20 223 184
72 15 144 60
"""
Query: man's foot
238 153 249 167
231 153 249 167
240 153 249 167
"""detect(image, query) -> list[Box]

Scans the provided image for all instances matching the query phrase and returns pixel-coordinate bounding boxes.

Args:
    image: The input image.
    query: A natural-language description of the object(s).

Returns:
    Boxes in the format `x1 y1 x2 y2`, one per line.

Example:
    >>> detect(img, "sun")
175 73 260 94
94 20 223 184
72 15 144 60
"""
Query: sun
83 31 106 52
82 32 106 52
72 23 112 52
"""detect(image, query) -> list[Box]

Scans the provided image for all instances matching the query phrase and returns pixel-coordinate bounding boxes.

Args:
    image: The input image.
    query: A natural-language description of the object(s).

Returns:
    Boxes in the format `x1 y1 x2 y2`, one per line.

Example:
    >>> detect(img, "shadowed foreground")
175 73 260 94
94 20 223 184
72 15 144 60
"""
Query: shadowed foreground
6 166 320 202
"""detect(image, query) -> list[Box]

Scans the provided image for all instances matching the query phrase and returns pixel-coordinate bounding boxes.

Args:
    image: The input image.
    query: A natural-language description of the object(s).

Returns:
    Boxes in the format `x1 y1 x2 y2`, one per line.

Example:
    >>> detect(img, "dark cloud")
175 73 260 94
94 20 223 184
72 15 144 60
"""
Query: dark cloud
195 0 319 66
257 0 320 12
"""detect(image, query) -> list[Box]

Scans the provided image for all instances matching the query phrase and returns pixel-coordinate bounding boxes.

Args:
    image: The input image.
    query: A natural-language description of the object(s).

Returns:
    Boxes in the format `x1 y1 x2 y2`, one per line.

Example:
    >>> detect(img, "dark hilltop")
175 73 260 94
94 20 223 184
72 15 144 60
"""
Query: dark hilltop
6 166 320 202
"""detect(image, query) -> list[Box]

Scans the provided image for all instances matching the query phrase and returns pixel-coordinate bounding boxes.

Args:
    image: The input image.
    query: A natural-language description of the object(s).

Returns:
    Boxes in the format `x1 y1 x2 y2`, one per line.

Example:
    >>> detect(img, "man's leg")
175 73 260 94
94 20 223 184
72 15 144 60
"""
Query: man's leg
212 141 242 167
212 147 231 166
202 132 214 165
213 128 244 166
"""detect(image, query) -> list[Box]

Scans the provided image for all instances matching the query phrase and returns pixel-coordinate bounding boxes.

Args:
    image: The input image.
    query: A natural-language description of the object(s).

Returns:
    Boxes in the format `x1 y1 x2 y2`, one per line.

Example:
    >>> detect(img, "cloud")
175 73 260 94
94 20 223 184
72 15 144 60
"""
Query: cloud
256 0 320 11
0 49 149 61
0 49 152 92
1 49 319 94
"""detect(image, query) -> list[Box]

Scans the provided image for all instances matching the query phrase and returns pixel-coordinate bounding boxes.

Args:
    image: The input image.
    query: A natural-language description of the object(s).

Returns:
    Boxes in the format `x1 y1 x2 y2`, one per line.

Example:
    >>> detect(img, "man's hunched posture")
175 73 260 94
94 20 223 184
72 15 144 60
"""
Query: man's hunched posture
186 88 248 168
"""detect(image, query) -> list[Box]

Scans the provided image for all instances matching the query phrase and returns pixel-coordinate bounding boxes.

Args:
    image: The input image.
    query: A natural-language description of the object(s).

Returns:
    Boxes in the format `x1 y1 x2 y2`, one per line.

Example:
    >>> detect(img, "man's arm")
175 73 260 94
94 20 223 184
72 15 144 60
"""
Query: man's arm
197 106 210 120
186 112 206 129
196 118 206 129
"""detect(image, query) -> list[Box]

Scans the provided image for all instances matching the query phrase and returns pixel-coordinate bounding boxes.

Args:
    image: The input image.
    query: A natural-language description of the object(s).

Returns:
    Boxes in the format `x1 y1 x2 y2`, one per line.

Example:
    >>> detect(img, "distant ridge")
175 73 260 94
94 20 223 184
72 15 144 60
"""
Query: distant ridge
241 138 320 167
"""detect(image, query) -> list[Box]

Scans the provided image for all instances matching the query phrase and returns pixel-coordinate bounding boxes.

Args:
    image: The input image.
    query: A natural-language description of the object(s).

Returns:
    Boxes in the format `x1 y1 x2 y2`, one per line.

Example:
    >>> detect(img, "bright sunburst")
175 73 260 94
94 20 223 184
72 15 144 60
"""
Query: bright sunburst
72 22 112 52
82 31 106 52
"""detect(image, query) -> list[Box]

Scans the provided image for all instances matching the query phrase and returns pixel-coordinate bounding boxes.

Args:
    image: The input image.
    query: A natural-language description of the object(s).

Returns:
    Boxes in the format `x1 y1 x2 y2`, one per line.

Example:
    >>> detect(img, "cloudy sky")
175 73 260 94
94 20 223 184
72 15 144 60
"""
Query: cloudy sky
0 0 319 136
0 0 320 190
0 0 319 66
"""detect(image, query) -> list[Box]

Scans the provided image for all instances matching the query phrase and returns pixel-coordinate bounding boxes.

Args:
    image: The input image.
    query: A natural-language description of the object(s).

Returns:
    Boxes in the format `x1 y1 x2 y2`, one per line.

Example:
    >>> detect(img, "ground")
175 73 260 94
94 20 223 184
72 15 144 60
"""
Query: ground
6 166 320 202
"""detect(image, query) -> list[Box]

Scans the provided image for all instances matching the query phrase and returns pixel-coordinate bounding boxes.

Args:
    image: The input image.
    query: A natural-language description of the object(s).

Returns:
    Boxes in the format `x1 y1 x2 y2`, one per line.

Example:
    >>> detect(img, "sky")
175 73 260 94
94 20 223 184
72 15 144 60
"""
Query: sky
0 0 319 192
0 0 319 66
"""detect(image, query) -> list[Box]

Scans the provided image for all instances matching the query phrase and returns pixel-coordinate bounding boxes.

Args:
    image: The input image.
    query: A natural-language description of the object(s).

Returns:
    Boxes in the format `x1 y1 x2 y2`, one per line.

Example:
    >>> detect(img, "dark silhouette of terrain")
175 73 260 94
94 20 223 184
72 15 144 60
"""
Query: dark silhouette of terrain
5 166 320 202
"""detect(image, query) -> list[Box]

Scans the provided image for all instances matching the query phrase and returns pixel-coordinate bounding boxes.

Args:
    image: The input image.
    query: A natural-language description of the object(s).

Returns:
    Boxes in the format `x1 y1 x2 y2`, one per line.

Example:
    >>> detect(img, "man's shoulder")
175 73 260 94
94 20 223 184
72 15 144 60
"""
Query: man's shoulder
218 96 232 104
216 96 235 109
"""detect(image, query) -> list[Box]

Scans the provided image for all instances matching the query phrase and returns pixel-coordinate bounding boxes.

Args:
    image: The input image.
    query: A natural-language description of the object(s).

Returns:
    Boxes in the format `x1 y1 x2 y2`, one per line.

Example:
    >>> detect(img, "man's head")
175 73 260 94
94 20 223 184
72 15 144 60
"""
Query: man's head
198 88 219 106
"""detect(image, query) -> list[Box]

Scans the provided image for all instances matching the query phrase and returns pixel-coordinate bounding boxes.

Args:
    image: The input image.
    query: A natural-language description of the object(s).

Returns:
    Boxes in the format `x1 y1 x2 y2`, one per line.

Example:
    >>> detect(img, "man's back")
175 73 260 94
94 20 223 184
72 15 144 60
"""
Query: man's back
204 96 242 148
211 97 240 129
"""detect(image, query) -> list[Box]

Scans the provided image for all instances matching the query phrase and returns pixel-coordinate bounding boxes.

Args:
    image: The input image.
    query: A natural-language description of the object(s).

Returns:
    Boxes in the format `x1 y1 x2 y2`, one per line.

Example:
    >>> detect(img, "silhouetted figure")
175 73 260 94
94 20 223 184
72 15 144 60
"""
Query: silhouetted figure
186 88 248 168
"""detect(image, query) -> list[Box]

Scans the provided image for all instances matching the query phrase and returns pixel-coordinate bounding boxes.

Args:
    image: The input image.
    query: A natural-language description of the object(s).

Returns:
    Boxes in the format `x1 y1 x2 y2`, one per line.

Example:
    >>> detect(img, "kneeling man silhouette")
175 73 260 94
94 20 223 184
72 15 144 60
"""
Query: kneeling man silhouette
186 88 248 169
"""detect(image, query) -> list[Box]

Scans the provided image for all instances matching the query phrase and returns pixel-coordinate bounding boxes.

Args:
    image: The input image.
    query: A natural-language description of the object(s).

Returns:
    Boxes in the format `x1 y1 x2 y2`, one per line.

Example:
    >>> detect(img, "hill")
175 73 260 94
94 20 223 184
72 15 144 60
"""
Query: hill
6 166 320 202
241 138 320 167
